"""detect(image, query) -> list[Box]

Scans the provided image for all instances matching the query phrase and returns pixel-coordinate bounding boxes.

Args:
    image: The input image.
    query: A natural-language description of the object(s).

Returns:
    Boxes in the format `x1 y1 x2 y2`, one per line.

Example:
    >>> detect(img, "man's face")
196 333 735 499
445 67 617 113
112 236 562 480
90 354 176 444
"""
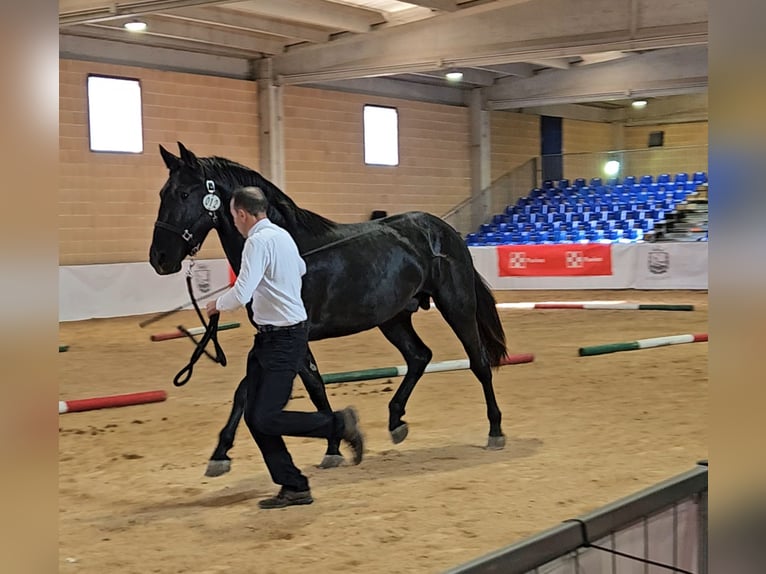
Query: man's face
230 199 249 238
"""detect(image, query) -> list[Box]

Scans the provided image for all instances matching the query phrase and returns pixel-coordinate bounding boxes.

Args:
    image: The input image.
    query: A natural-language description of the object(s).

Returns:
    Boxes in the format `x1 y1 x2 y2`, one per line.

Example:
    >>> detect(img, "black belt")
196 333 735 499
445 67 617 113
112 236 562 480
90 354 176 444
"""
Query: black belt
255 320 307 333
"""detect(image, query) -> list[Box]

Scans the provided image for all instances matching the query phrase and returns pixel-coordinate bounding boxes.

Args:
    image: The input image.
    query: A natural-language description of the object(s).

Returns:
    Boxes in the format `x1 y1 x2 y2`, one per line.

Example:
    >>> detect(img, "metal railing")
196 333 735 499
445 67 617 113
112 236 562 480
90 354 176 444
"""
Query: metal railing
442 159 537 237
444 463 708 574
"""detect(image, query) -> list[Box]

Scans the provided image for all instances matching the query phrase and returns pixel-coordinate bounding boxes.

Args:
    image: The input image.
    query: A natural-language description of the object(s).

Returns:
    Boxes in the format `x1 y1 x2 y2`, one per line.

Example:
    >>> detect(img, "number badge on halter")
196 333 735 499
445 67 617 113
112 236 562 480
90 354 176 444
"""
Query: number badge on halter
203 180 222 213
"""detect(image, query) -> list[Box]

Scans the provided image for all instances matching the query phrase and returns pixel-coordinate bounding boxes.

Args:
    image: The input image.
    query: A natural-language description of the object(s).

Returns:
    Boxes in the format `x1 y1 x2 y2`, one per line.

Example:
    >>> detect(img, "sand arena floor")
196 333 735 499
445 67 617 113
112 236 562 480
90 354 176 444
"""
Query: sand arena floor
59 289 708 574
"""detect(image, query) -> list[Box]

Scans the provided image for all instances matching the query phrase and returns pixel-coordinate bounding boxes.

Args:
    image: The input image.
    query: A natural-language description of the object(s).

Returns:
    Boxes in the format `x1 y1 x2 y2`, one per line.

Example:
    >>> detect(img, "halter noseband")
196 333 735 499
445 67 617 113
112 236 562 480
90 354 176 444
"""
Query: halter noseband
154 178 223 256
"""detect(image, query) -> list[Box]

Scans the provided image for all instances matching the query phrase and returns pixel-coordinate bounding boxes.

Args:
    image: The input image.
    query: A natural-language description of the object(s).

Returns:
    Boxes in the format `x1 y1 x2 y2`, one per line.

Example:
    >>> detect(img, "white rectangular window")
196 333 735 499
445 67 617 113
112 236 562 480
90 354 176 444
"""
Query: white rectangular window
363 105 399 166
87 75 143 153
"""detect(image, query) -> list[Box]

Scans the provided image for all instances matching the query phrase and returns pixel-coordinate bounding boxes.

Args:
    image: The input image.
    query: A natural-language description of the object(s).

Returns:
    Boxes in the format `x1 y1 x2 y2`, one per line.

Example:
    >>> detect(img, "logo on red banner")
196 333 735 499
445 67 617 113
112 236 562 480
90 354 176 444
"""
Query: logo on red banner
497 244 612 276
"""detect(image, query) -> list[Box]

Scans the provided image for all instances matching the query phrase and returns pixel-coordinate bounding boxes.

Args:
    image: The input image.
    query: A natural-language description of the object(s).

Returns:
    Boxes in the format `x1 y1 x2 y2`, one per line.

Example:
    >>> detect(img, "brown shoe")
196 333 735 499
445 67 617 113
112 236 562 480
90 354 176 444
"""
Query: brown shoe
341 407 365 465
258 488 313 509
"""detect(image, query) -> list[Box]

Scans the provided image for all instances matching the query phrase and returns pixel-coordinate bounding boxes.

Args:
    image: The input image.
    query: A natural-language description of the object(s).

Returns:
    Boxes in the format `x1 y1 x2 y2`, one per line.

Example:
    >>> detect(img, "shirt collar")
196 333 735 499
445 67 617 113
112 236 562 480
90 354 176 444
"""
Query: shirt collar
248 217 271 237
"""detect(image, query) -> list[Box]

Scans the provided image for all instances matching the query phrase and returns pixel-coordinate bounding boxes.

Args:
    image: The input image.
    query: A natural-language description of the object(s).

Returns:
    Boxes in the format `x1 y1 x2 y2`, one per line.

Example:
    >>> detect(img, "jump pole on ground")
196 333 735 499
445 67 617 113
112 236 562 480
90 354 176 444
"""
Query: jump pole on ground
578 333 708 357
150 321 240 342
496 302 694 311
59 390 167 414
321 353 534 385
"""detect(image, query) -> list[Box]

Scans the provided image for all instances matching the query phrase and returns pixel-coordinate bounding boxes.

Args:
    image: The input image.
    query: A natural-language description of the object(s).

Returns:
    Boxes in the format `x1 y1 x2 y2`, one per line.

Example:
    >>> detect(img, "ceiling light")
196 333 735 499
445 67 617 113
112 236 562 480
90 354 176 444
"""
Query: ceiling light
445 70 463 82
124 20 147 32
631 100 648 109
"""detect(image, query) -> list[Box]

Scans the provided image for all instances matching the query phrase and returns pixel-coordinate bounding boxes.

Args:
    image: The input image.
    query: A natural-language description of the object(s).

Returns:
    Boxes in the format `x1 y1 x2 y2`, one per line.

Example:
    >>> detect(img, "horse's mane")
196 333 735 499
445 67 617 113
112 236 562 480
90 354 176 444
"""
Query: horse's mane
200 156 338 236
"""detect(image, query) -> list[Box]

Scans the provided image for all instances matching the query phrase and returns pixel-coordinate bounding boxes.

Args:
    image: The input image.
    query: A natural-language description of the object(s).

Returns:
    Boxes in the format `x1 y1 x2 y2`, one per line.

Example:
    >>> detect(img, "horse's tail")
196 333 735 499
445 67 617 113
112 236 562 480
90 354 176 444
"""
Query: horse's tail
473 269 508 367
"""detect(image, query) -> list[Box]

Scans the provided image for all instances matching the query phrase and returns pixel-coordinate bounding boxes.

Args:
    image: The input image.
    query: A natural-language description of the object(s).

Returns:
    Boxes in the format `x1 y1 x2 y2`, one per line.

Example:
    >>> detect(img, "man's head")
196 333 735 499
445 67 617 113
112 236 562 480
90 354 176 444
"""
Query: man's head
230 186 269 237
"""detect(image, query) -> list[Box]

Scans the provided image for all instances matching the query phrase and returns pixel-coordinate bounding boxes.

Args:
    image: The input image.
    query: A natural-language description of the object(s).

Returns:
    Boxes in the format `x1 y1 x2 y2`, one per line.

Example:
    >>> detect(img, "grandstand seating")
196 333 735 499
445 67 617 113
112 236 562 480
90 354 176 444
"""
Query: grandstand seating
465 171 707 246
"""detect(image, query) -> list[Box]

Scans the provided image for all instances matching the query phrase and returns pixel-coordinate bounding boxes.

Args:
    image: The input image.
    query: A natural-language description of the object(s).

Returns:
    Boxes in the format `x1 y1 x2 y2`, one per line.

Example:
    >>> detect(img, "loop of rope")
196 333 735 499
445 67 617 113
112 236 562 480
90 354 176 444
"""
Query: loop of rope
172 273 227 387
563 519 694 574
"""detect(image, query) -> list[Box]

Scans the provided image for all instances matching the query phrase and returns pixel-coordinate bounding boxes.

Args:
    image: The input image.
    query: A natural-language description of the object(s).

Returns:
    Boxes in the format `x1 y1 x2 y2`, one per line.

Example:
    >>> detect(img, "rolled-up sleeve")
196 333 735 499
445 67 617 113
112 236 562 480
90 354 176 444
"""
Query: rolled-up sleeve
216 237 268 311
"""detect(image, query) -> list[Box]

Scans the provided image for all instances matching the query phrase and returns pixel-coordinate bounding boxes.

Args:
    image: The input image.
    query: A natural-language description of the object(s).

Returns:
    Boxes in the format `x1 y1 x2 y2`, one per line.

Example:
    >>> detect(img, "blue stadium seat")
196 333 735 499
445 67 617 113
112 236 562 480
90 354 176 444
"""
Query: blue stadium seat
574 178 587 188
557 179 570 189
693 171 707 184
623 175 636 186
606 177 620 186
657 173 671 184
684 181 696 191
590 177 603 187
674 172 688 183
640 175 653 185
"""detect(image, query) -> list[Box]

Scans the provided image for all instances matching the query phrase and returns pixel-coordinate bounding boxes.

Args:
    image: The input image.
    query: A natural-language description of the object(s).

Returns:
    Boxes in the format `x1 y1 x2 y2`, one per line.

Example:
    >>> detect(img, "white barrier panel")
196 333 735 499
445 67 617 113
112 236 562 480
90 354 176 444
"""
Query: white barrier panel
469 242 707 290
59 259 231 322
633 242 709 290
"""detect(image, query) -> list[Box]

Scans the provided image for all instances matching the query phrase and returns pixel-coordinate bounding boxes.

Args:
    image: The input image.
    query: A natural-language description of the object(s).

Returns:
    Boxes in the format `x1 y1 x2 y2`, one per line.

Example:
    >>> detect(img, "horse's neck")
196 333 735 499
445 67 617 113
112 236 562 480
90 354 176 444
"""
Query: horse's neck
215 220 245 275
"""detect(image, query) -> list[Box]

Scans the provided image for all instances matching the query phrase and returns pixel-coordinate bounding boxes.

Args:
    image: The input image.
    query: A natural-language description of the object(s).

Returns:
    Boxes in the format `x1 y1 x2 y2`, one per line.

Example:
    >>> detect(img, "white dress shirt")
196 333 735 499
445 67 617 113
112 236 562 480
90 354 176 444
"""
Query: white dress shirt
216 218 308 326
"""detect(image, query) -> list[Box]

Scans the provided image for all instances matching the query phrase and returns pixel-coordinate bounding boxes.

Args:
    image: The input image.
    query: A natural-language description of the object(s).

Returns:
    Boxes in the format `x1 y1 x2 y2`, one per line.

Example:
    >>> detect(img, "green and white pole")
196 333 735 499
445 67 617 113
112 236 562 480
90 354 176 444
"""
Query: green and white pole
321 353 534 385
579 333 708 357
496 302 694 311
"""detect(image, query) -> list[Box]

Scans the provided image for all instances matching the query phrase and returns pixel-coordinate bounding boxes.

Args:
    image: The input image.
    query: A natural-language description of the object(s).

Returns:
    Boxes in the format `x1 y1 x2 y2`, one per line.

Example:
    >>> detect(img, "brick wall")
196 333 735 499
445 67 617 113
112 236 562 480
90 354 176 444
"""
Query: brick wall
60 59 258 265
490 110 540 182
623 122 708 177
562 119 614 182
283 86 471 223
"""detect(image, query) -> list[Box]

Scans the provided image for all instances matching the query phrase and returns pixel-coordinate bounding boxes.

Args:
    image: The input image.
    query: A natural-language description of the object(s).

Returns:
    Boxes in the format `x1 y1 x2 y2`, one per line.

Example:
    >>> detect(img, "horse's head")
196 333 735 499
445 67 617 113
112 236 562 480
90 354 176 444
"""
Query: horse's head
149 142 226 274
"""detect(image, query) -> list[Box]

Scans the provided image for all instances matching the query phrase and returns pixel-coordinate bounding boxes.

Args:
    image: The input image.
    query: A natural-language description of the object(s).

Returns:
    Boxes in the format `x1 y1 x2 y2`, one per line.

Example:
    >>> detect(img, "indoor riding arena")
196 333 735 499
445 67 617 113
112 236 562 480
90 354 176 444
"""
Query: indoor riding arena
59 1 709 573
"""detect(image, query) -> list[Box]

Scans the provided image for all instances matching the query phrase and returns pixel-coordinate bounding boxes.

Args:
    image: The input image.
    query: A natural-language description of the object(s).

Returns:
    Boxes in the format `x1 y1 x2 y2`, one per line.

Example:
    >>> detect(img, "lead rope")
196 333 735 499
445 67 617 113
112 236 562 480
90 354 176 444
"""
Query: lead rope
172 260 227 387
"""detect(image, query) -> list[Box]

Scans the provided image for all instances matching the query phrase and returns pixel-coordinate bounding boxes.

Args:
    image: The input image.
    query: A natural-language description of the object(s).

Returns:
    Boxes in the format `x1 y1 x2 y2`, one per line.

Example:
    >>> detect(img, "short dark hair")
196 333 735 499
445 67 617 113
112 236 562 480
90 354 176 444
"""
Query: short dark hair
231 186 269 215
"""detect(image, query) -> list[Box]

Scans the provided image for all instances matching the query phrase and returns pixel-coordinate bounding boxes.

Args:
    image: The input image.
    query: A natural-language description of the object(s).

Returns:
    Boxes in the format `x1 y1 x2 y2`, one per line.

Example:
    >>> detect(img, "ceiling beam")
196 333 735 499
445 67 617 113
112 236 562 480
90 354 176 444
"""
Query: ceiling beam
222 0 384 33
402 0 459 11
608 92 708 125
59 33 253 79
486 45 707 109
99 15 285 53
269 0 707 84
305 77 466 107
526 58 571 69
156 6 330 43
411 68 499 86
516 103 612 122
472 62 535 78
62 17 284 57
60 0 234 26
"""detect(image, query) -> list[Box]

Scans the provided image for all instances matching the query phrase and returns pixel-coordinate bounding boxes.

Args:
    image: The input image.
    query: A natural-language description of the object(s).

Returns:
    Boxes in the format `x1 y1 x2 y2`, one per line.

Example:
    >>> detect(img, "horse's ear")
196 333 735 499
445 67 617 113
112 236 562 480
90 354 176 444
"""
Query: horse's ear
159 144 181 171
177 141 200 170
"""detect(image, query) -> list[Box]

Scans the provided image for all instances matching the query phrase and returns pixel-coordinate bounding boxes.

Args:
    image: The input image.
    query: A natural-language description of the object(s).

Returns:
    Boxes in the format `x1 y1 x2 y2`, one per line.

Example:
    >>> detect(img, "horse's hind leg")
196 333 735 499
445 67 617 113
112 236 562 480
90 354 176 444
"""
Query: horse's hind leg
378 312 433 444
206 376 247 477
431 289 505 450
299 348 344 468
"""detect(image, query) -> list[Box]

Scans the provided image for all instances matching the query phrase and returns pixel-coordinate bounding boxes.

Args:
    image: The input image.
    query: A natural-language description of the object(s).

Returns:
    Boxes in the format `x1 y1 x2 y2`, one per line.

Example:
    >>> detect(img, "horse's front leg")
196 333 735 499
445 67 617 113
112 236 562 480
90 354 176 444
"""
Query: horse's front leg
205 376 247 477
300 348 344 468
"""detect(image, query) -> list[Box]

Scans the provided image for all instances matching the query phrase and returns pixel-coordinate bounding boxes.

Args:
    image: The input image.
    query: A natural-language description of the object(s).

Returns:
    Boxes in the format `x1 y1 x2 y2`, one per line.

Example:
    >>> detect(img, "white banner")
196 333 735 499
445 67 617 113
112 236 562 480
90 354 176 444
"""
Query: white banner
59 259 232 322
633 242 708 290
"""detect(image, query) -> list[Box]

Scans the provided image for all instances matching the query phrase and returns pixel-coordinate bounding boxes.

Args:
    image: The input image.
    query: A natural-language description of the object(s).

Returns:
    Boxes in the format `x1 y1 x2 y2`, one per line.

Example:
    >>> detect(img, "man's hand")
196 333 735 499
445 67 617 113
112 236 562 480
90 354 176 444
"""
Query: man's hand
205 300 219 318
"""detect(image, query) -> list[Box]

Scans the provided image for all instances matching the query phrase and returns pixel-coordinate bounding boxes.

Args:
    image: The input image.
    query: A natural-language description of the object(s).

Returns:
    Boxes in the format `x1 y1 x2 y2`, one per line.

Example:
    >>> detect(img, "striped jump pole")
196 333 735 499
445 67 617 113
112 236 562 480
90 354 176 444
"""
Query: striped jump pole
321 353 534 385
579 333 708 357
497 302 694 311
150 322 240 342
59 390 167 414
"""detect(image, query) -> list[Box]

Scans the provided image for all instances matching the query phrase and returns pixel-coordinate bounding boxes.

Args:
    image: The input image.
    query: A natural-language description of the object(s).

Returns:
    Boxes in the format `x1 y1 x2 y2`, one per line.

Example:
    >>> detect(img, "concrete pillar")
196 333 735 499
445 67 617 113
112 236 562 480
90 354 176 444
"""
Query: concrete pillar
256 59 285 189
469 88 491 230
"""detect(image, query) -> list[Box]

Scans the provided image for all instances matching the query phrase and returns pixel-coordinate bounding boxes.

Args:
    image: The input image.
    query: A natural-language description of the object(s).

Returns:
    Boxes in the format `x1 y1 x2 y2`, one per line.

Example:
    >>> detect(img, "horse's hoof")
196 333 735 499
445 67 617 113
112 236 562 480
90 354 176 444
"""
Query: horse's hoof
390 423 409 444
486 435 506 450
205 459 232 477
317 454 345 469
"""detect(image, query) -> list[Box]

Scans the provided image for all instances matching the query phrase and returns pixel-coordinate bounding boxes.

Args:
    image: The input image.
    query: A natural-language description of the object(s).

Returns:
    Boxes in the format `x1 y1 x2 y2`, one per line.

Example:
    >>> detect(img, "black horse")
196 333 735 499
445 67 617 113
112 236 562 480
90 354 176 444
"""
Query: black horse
149 142 508 476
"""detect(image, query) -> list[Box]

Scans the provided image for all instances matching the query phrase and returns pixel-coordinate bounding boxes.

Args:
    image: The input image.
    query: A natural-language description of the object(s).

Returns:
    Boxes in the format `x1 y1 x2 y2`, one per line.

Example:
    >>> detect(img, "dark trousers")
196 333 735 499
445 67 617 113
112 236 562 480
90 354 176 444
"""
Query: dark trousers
243 326 341 492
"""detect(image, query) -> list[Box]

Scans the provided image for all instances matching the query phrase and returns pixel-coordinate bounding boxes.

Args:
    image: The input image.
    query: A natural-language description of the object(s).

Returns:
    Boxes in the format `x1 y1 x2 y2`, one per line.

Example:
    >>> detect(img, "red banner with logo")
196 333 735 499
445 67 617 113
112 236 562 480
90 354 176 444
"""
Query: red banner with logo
497 244 613 277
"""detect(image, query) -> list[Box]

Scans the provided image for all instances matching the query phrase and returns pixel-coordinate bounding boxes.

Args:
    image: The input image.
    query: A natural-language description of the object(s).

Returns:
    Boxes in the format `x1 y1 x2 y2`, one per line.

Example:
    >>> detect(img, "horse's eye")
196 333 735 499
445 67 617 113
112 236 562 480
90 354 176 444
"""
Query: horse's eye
181 192 189 199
